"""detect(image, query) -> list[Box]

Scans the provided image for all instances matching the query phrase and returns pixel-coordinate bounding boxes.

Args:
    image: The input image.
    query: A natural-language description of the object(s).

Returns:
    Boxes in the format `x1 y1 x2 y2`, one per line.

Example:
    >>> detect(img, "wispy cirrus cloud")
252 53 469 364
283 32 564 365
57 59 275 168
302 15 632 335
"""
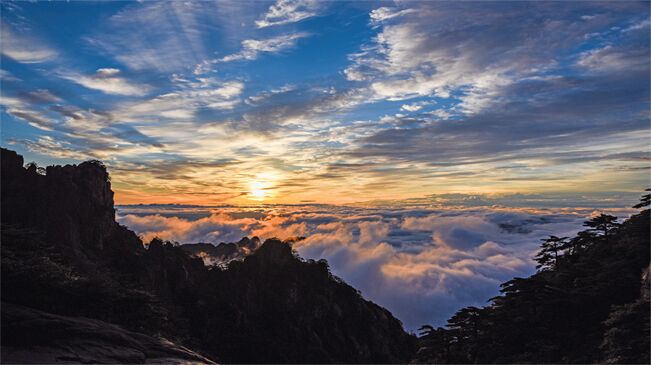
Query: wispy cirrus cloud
59 68 151 96
1 23 57 63
255 0 321 28
116 77 244 123
86 2 215 73
217 33 311 63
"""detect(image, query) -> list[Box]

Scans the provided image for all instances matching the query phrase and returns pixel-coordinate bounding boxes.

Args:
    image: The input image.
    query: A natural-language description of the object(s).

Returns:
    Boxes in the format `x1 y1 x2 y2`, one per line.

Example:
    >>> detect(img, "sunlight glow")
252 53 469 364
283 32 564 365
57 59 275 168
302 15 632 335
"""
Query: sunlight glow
250 182 267 200
248 172 278 201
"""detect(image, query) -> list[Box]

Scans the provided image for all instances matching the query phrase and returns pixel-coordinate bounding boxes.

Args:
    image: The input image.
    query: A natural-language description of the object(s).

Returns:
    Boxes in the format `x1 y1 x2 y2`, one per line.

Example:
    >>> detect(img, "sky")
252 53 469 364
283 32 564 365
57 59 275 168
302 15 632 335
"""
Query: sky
1 1 649 205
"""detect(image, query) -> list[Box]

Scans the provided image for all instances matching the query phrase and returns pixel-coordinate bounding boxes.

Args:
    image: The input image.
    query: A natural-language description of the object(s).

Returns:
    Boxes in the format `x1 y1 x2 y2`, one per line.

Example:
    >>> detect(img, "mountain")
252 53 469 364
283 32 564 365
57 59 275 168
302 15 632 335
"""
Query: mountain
0 147 415 364
413 197 651 364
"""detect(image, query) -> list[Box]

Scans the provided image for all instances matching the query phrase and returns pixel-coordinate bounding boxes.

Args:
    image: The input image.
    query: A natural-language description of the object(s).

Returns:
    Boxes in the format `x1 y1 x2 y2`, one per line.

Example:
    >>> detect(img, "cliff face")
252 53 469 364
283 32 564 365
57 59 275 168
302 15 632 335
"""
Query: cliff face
1 148 416 364
1 148 143 264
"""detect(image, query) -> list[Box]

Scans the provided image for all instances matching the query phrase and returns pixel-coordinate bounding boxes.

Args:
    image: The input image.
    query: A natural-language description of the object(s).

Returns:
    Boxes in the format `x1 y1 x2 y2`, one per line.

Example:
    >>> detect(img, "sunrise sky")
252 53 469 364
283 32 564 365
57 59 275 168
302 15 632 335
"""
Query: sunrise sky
1 1 649 205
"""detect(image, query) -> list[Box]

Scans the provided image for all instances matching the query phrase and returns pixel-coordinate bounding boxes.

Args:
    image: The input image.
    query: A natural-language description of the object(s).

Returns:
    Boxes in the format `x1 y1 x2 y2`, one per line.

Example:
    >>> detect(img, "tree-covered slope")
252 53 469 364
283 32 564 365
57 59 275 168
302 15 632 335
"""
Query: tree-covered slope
414 192 650 364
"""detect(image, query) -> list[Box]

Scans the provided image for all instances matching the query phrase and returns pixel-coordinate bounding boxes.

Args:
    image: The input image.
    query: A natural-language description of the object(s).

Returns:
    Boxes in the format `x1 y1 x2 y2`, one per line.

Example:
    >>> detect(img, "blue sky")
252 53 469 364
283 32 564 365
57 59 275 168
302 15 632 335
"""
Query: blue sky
1 1 649 204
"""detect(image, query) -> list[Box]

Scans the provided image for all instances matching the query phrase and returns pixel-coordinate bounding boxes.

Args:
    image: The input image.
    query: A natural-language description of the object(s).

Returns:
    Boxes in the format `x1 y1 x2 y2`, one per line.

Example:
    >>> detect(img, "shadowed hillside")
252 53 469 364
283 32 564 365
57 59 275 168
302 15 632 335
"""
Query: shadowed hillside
0 148 415 364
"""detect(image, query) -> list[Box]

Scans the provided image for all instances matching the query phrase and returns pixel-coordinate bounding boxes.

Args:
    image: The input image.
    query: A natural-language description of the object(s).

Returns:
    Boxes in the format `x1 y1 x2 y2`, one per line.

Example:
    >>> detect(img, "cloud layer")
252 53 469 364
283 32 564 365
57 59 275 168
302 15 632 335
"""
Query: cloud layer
116 201 636 331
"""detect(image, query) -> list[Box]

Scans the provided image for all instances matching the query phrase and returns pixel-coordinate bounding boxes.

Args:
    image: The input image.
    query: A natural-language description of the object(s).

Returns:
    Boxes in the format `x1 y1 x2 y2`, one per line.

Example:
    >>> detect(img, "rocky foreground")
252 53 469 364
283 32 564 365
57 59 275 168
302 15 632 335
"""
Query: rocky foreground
2 303 215 364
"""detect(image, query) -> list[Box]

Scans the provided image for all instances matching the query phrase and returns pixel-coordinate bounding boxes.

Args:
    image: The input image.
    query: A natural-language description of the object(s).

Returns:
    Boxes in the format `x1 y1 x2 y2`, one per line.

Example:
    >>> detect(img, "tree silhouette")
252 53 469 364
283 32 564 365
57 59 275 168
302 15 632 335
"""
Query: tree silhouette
446 306 483 362
567 230 597 255
583 214 619 242
534 235 569 270
633 188 650 209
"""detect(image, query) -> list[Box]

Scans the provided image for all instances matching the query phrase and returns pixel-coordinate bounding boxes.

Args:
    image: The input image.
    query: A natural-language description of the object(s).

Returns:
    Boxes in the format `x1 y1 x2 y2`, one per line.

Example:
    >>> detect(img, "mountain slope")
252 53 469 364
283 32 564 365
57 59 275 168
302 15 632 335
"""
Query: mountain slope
0 147 415 363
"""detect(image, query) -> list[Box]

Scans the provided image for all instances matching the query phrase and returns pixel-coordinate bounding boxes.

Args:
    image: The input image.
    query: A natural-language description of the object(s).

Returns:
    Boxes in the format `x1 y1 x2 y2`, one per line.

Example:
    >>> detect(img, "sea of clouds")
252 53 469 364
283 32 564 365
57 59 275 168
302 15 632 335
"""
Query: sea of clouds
116 195 638 332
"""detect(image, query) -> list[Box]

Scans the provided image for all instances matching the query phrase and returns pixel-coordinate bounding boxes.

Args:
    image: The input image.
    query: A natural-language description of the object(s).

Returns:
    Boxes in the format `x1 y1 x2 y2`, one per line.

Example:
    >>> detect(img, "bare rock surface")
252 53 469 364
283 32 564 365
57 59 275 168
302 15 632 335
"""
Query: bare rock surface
1 302 216 364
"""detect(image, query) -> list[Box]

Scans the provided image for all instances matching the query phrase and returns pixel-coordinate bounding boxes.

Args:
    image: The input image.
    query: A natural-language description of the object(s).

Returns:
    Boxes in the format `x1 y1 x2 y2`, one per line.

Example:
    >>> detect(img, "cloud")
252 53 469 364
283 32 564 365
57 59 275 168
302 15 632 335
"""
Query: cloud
118 212 254 244
400 101 433 112
217 33 310 63
1 23 56 63
369 7 416 24
115 203 635 330
0 69 19 81
622 17 650 33
345 71 649 171
6 136 88 160
345 2 649 113
577 44 649 73
59 68 151 96
256 0 321 28
117 78 244 122
1 87 166 159
86 2 230 72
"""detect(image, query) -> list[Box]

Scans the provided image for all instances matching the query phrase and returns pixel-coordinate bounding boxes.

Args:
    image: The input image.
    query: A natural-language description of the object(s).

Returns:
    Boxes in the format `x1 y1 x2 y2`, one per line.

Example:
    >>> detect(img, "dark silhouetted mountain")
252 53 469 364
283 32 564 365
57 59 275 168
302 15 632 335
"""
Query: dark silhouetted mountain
1 148 143 270
1 148 415 364
413 193 650 364
201 238 414 363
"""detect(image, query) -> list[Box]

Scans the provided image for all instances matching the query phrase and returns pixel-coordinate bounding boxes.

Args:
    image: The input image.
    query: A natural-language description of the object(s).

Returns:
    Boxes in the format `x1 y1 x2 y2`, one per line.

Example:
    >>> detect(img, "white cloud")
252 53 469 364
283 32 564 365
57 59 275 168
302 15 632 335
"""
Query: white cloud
117 78 244 122
60 68 151 96
256 0 321 28
344 3 631 113
0 69 19 81
1 24 57 63
401 101 434 112
246 84 296 105
218 33 310 63
86 2 216 73
622 18 650 32
369 7 416 24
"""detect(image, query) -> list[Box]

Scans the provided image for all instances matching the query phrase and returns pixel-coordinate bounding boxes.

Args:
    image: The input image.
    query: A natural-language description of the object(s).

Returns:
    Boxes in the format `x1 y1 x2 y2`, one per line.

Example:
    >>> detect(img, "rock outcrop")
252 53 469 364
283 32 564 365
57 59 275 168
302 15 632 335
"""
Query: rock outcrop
1 302 215 364
1 148 142 267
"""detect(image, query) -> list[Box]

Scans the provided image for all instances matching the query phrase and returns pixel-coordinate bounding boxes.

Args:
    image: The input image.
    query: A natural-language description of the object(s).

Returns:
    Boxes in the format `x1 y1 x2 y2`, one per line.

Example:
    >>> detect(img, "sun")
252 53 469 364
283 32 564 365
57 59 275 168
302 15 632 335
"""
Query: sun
249 181 267 200
248 173 277 201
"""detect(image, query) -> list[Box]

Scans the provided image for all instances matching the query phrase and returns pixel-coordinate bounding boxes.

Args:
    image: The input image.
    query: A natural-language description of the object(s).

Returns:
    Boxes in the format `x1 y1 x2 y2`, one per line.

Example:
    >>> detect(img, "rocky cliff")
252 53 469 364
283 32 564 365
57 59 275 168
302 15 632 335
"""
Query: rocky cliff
1 148 143 267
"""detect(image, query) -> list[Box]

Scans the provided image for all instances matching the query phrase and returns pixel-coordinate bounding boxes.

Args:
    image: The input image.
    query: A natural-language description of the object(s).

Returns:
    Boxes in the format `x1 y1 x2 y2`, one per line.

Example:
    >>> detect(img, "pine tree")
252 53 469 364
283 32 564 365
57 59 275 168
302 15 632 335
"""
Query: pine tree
583 214 619 242
534 235 569 270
